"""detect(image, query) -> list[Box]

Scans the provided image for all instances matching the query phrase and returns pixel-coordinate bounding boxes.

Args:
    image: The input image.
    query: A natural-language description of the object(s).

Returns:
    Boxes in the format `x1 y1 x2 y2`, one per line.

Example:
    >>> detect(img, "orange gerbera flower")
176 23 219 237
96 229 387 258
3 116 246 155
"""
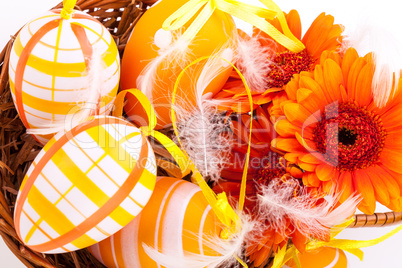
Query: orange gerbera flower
212 10 343 113
271 47 402 215
213 106 328 266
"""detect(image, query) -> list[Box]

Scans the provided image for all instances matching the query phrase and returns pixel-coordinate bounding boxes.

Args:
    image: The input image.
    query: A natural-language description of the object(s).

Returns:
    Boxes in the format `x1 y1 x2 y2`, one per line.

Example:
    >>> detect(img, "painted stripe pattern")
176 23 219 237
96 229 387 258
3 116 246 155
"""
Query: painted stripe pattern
89 177 220 268
8 10 120 145
14 117 156 253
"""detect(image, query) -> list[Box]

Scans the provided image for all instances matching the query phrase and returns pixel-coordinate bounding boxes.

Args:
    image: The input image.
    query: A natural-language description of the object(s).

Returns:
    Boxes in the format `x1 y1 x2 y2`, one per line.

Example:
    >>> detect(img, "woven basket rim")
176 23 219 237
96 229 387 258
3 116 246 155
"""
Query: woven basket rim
0 0 401 267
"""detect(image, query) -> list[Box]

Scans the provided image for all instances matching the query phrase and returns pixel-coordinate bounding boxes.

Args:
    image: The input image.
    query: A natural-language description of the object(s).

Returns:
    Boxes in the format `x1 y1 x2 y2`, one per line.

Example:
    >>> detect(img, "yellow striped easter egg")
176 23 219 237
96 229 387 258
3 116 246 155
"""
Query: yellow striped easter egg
8 9 120 145
14 116 156 254
89 177 222 268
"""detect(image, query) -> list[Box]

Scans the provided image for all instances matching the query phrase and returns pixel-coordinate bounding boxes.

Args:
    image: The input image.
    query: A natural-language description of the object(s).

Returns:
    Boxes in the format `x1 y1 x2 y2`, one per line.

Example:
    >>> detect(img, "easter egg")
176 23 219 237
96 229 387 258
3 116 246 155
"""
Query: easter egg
89 177 221 267
9 9 120 145
287 247 348 268
14 116 156 254
121 0 235 129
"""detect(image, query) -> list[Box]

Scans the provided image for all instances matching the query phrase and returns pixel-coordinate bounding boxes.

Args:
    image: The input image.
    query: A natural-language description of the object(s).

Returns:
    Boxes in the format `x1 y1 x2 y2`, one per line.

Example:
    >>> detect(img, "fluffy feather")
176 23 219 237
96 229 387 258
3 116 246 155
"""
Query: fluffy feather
143 211 256 268
342 21 402 108
27 49 108 135
174 43 236 182
137 30 191 105
234 33 275 92
257 178 361 240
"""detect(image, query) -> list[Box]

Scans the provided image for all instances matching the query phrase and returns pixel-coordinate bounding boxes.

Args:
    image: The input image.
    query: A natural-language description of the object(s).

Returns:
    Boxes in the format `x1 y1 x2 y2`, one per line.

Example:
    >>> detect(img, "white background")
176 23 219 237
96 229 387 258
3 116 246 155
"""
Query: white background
0 0 402 267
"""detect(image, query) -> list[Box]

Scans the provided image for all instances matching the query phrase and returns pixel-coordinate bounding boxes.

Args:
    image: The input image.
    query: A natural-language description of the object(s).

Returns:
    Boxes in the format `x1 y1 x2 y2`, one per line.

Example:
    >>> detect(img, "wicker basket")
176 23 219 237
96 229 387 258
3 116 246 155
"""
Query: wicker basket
0 0 401 267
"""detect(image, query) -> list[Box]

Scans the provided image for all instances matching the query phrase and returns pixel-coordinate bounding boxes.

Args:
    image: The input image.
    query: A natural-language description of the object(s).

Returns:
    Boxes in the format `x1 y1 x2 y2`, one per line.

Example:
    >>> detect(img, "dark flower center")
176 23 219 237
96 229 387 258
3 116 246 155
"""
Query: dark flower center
313 102 386 171
256 152 287 183
266 49 315 88
338 128 357 146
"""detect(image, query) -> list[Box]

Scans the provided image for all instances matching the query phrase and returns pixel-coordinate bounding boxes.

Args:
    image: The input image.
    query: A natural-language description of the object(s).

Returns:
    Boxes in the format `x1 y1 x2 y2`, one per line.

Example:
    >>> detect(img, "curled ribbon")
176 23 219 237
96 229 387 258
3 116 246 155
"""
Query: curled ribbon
113 86 249 267
61 0 77 20
271 218 402 268
163 0 305 53
171 55 253 228
112 89 192 178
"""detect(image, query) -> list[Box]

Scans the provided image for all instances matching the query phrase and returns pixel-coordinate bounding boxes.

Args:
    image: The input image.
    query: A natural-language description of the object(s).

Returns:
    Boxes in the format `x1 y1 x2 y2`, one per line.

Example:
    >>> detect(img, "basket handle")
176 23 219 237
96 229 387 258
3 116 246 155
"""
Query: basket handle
349 212 402 228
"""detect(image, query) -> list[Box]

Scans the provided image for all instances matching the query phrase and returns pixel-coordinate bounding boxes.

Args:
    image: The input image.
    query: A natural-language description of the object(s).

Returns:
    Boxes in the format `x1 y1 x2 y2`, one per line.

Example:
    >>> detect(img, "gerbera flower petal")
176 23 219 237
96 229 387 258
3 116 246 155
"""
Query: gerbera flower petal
379 147 402 173
347 58 368 100
376 164 401 199
298 162 317 172
341 47 359 83
273 137 305 152
316 164 337 182
275 119 302 138
302 13 337 59
337 171 354 203
299 153 322 164
302 172 321 187
381 105 402 129
323 59 345 102
388 197 402 212
355 63 375 107
295 132 318 152
353 169 376 214
284 103 318 126
291 229 309 253
364 166 390 206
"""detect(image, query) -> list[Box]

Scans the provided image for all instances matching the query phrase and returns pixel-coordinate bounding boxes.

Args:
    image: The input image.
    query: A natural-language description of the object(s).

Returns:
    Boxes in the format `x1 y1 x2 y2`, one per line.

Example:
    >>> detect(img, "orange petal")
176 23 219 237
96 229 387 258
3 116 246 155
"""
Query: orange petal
342 48 359 84
292 229 308 253
353 169 376 214
355 63 374 107
364 166 390 206
323 59 344 102
388 197 402 212
298 162 317 172
284 103 317 126
295 132 318 152
275 119 301 138
272 137 305 153
379 147 402 173
286 10 302 40
316 164 337 181
306 172 321 187
347 58 367 100
337 171 354 203
376 165 401 199
299 153 323 164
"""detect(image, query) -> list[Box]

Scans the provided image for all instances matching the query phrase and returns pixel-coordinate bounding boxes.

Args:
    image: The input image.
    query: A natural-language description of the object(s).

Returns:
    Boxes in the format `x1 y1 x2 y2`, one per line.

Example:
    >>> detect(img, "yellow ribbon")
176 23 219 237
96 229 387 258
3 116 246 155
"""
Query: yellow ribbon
271 220 402 267
61 0 77 20
307 223 402 261
113 87 248 267
112 89 192 178
170 55 253 226
162 0 305 53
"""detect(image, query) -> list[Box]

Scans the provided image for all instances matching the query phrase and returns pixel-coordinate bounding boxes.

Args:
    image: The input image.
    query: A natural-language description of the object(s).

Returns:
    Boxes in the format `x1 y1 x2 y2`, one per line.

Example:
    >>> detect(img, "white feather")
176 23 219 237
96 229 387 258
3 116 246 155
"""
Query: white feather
137 30 191 106
27 49 108 135
257 178 361 240
143 212 256 268
234 34 275 92
342 20 402 108
174 42 236 182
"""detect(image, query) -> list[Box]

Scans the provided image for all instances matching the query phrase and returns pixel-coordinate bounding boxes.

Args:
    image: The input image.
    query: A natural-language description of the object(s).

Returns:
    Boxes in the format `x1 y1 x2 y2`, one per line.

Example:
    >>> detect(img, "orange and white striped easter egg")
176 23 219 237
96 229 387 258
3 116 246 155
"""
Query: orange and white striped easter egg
9 9 120 145
287 247 348 268
14 116 156 254
89 176 221 268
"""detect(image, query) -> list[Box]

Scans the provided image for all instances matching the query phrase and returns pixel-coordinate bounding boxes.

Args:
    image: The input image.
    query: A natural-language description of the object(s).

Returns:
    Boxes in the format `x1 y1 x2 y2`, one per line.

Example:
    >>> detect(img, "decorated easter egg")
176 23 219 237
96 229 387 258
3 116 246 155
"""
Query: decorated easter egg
89 176 221 267
9 9 120 145
14 116 156 254
287 247 348 268
121 0 235 129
